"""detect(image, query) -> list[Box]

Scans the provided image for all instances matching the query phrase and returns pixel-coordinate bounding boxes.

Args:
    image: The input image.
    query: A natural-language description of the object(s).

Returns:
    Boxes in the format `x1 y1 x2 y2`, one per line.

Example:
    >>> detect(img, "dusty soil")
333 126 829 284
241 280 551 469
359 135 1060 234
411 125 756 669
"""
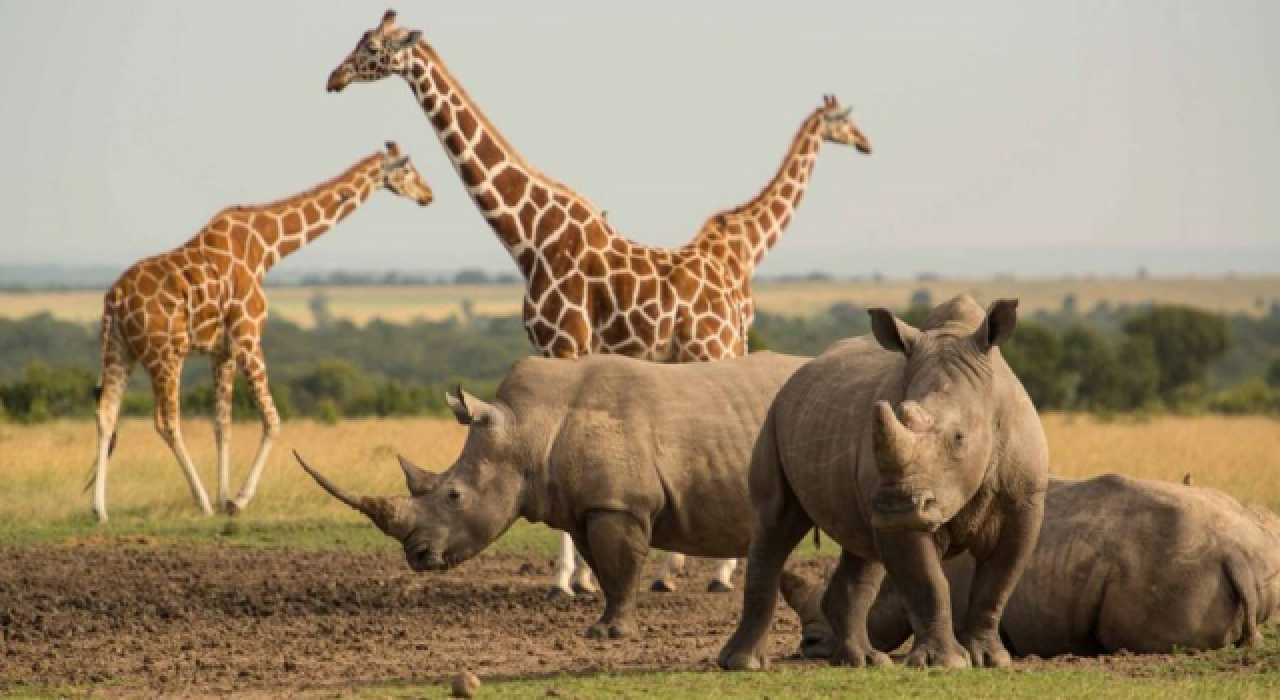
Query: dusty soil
0 541 822 698
3 541 1273 698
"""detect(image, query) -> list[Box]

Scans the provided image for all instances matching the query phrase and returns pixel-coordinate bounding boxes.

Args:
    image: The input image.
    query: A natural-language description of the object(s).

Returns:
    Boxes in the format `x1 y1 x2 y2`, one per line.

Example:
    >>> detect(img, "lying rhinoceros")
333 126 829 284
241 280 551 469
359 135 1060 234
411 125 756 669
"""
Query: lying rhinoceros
296 351 807 639
784 474 1280 658
718 294 1049 670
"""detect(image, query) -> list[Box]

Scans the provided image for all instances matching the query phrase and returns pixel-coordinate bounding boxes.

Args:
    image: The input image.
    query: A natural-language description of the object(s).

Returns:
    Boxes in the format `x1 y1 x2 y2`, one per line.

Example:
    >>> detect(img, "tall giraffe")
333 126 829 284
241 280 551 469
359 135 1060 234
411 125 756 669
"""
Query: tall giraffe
693 94 871 331
90 143 433 522
328 10 763 599
654 95 872 590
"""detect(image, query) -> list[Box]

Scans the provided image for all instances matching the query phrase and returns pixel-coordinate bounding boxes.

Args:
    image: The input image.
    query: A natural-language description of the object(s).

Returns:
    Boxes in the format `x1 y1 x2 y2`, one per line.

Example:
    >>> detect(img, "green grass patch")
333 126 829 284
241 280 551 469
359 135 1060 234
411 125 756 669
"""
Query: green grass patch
0 514 564 556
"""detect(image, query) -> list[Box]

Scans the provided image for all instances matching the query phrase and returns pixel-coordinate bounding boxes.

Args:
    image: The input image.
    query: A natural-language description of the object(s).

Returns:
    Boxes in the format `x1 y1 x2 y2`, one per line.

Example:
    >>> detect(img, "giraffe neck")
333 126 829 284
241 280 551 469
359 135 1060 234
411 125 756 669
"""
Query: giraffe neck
227 155 383 277
400 42 606 277
694 111 824 280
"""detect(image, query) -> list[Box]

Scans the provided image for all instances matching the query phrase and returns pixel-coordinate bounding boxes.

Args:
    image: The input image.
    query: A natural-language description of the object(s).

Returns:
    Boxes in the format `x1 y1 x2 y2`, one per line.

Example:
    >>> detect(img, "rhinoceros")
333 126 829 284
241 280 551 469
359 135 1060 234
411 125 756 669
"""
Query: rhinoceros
718 295 1049 670
784 474 1280 658
296 351 808 639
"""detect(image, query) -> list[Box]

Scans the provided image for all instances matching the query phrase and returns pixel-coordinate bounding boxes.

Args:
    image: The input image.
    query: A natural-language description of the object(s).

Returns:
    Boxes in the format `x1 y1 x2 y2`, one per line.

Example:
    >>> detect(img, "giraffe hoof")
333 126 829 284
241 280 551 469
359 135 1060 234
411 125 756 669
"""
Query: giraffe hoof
707 580 735 594
571 581 597 596
650 579 678 593
547 586 575 602
225 499 248 516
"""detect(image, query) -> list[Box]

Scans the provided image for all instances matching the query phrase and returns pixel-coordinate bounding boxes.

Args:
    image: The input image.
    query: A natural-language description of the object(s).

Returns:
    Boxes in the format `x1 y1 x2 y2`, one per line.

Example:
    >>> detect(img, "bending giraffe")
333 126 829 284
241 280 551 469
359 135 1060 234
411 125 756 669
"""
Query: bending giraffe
654 94 871 591
90 143 433 522
325 11 870 597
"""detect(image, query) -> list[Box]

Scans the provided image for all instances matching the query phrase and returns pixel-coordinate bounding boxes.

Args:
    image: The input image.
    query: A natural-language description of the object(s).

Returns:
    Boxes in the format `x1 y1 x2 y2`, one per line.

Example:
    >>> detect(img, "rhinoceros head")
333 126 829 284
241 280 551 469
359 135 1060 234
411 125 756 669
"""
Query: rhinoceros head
296 387 527 572
865 295 1020 532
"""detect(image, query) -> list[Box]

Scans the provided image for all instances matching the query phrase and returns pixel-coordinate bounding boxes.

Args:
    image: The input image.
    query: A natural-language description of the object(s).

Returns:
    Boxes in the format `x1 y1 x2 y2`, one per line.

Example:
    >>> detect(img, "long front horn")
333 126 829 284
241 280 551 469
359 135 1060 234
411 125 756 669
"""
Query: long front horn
295 450 408 537
872 402 916 476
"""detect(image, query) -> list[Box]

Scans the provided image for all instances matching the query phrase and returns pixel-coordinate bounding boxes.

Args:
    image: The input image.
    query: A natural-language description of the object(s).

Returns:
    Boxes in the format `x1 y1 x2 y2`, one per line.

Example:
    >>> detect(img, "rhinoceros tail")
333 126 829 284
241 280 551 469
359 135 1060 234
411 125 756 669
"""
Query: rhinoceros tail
1223 551 1261 647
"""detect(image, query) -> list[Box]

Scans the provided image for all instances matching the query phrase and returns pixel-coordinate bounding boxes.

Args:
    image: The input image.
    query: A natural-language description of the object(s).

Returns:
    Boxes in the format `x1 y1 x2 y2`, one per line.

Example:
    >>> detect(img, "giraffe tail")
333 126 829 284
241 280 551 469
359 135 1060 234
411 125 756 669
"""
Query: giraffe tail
92 291 123 459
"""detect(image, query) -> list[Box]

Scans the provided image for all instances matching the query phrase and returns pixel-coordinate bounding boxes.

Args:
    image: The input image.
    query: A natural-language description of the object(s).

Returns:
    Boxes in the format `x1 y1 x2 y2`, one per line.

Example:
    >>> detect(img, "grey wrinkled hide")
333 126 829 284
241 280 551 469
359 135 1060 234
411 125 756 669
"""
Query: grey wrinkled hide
789 475 1280 657
298 351 807 640
719 295 1049 670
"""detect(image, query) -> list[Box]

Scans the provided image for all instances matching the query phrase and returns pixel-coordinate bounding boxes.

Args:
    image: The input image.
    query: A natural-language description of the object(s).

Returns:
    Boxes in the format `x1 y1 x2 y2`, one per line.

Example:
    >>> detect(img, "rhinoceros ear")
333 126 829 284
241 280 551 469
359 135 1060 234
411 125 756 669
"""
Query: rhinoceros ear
446 385 497 426
869 308 920 356
446 385 473 425
975 299 1018 353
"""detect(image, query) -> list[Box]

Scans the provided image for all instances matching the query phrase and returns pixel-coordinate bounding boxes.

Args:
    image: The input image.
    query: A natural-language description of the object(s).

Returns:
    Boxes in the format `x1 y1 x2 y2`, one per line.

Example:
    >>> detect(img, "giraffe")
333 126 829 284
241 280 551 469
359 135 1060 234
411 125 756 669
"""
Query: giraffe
328 10 765 598
90 143 433 523
653 95 872 590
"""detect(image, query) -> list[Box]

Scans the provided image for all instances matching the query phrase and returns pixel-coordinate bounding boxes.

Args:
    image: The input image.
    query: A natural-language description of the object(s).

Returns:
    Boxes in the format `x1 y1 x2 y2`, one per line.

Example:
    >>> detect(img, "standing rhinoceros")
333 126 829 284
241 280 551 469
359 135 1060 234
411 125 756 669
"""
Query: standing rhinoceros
296 351 808 639
718 294 1049 670
784 474 1280 658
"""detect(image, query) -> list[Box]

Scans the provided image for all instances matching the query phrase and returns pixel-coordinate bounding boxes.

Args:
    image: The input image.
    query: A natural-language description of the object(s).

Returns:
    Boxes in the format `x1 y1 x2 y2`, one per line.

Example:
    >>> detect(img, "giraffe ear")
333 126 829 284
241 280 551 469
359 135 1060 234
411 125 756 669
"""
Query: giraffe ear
838 107 852 119
384 155 410 172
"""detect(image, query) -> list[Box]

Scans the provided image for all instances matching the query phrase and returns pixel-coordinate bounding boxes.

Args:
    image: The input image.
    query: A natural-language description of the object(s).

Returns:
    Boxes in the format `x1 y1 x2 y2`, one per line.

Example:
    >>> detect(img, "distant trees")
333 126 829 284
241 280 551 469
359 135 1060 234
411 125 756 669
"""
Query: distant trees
0 297 1276 422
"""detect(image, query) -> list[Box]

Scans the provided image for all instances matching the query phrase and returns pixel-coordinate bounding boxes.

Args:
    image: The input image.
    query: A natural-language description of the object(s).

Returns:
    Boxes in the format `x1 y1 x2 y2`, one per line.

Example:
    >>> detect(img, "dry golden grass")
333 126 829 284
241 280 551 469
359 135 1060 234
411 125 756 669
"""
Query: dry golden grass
4 276 1276 326
1 414 1277 527
0 417 466 525
1042 413 1280 508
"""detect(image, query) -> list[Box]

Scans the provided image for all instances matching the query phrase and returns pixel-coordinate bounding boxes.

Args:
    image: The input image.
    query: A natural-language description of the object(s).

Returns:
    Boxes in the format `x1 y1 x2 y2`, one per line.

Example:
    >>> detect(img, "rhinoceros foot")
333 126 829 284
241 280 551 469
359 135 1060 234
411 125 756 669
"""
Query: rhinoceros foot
831 640 894 668
585 619 636 640
717 646 769 671
707 579 735 593
960 630 1013 668
650 579 678 593
905 635 971 668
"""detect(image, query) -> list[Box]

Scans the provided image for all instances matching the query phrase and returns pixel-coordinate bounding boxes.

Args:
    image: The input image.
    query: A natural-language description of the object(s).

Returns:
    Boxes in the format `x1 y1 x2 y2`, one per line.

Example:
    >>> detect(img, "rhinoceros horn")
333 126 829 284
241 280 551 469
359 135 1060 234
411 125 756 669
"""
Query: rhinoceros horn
872 401 916 476
294 450 415 539
397 453 439 496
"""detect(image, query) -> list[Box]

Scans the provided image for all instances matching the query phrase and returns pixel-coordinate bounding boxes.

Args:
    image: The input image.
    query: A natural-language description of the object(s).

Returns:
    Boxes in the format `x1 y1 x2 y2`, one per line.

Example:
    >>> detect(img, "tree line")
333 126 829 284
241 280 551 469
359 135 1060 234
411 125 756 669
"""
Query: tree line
2 292 1278 423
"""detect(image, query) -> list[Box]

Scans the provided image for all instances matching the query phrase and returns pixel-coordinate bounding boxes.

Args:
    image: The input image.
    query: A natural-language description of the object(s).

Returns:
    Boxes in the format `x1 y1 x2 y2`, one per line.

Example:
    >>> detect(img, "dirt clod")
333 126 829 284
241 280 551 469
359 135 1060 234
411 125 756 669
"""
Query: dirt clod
452 670 481 697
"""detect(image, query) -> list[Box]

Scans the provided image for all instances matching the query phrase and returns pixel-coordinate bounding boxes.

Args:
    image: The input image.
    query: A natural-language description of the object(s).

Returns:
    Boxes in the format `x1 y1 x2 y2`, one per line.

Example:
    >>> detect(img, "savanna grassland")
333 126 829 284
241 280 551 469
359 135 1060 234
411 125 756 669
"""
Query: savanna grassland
2 414 1278 699
4 275 1277 326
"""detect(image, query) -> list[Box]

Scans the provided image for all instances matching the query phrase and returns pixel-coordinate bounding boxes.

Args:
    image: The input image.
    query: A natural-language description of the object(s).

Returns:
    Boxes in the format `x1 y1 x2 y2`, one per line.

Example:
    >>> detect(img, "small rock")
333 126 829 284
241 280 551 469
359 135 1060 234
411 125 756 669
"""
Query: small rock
452 670 481 698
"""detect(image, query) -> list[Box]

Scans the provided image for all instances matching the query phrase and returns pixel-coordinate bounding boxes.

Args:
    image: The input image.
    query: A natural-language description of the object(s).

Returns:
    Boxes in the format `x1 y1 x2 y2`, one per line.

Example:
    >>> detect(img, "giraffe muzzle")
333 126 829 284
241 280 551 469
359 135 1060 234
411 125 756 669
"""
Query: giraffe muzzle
327 69 352 93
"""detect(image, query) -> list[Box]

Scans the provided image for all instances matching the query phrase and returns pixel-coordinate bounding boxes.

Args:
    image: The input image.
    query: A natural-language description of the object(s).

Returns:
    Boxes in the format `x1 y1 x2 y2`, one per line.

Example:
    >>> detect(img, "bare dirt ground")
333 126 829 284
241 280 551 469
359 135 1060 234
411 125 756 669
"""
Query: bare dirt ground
0 541 814 698
2 541 1274 699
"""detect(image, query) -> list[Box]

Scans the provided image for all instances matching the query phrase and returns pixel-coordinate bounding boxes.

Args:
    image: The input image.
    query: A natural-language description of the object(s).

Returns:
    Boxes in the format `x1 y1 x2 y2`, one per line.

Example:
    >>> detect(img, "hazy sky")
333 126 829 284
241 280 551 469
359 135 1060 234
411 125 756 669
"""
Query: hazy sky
2 1 1278 277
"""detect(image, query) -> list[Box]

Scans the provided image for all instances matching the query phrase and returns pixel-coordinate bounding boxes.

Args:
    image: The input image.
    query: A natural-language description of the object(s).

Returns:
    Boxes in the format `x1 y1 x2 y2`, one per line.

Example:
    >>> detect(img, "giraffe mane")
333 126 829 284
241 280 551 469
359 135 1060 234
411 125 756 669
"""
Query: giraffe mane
215 153 383 217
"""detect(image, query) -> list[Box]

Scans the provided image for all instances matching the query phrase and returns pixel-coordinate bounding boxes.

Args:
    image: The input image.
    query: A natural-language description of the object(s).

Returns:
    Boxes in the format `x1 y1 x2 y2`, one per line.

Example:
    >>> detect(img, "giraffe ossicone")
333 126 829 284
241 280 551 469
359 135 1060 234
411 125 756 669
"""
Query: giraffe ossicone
89 143 433 523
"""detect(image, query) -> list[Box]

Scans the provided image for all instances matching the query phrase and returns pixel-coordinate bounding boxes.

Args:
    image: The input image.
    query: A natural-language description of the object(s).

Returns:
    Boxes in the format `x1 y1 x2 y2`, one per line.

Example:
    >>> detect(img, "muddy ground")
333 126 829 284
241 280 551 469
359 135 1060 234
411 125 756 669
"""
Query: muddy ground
1 541 1272 698
1 541 826 697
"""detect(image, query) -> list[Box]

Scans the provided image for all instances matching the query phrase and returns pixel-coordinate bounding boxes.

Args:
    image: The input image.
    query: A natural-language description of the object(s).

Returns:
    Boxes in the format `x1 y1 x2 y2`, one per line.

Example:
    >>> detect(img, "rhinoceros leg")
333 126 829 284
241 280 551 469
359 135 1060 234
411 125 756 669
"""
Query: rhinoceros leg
580 510 651 640
822 550 893 667
876 529 971 668
958 502 1042 667
718 423 813 671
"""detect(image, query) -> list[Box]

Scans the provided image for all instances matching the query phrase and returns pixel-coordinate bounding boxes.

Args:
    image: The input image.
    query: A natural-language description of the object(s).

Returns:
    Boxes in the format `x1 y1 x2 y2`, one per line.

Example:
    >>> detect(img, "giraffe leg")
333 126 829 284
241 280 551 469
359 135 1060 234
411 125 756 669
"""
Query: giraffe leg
90 343 133 524
229 343 280 514
150 361 214 516
709 558 739 593
571 549 597 594
212 353 236 513
652 552 686 592
550 531 579 599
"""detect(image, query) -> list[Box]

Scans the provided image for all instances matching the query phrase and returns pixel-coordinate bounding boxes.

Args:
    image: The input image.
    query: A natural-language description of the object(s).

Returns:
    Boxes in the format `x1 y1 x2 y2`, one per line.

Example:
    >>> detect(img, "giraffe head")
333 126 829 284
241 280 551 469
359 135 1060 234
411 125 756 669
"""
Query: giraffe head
379 142 434 206
327 10 421 92
819 95 872 154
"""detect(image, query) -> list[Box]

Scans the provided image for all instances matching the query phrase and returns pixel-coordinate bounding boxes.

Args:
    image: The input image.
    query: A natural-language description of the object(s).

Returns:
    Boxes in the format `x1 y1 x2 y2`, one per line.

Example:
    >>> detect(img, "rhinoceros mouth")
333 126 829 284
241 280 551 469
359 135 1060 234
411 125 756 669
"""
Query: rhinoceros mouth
869 488 943 532
408 544 457 573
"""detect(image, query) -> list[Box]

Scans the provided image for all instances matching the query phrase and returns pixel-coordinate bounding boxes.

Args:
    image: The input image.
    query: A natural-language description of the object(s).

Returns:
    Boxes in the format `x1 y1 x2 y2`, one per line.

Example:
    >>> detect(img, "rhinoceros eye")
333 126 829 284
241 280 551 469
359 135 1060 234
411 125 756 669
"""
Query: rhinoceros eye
447 488 462 503
953 431 966 446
